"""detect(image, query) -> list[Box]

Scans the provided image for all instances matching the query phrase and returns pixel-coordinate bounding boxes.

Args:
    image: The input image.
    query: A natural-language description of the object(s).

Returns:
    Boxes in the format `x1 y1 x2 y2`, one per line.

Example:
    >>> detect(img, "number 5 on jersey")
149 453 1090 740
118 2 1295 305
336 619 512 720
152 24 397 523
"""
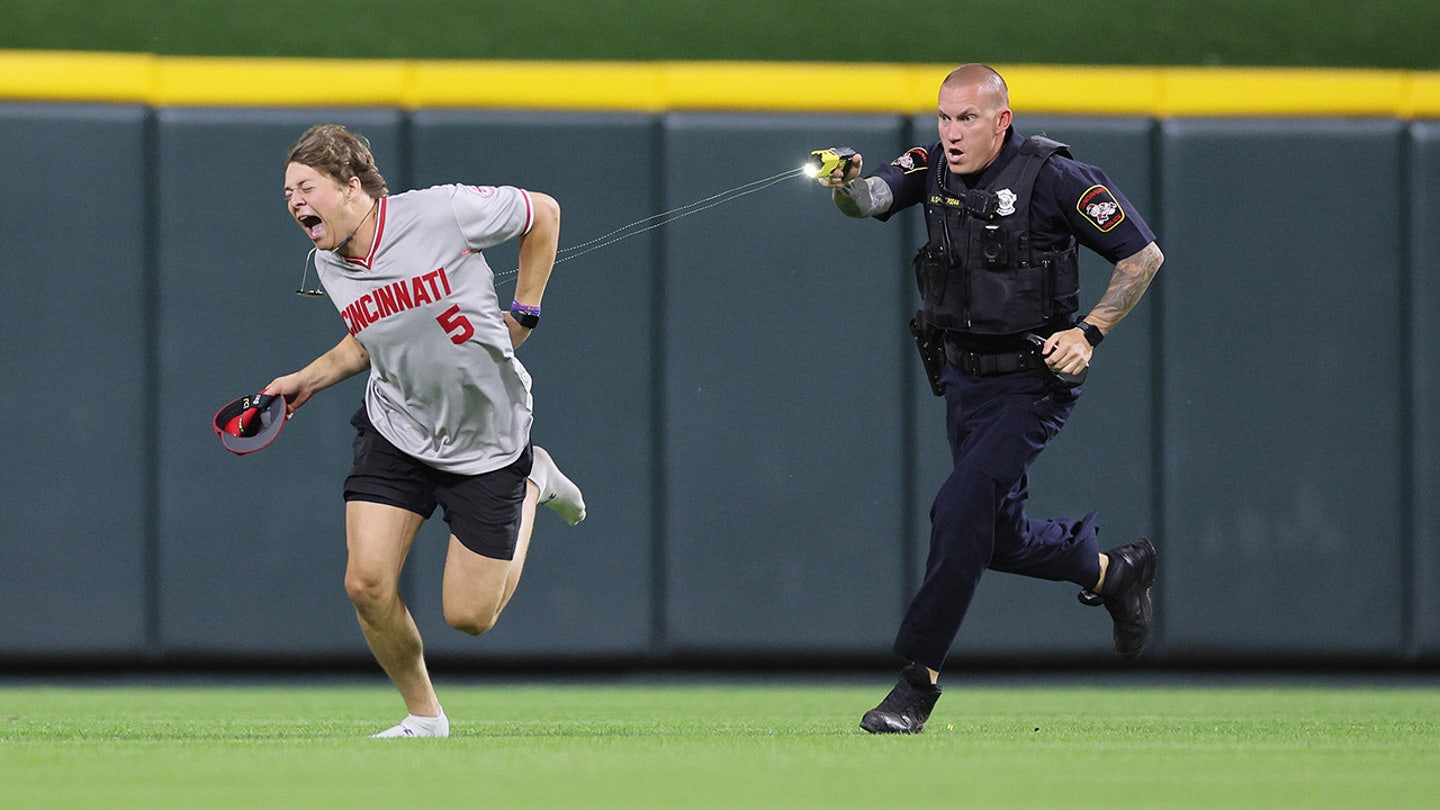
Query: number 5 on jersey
437 304 474 344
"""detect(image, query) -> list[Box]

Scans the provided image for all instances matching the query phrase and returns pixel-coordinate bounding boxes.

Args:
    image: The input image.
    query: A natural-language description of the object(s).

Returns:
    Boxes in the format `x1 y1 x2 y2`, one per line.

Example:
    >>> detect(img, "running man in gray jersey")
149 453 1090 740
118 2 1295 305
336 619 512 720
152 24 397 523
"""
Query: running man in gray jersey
265 124 586 738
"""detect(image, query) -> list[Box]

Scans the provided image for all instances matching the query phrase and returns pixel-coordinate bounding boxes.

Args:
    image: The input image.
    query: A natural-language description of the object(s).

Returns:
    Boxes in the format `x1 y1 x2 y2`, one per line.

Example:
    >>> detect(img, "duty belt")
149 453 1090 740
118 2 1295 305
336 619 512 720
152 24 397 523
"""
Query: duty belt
944 343 1043 377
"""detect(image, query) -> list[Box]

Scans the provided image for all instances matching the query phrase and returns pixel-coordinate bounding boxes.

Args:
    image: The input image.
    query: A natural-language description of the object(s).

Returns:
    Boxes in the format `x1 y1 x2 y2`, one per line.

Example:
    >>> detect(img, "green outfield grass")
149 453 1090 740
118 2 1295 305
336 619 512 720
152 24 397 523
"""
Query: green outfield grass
3 0 1437 68
2 679 1437 808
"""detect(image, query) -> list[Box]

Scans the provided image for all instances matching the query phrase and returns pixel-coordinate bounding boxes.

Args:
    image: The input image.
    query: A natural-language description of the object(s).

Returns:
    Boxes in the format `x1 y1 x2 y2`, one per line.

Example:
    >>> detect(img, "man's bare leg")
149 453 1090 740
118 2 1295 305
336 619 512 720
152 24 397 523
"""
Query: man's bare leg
344 500 446 734
441 483 539 634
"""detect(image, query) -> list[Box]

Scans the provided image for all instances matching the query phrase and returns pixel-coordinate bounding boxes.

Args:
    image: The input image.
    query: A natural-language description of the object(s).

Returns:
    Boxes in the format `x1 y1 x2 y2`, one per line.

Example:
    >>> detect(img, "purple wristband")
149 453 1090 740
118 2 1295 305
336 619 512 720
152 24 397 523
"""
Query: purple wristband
510 300 541 329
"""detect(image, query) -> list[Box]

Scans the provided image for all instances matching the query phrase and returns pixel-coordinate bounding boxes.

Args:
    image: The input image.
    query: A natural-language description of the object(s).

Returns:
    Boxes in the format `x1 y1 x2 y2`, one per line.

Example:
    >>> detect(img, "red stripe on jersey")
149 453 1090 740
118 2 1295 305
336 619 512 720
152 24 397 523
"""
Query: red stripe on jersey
521 190 534 234
344 196 387 269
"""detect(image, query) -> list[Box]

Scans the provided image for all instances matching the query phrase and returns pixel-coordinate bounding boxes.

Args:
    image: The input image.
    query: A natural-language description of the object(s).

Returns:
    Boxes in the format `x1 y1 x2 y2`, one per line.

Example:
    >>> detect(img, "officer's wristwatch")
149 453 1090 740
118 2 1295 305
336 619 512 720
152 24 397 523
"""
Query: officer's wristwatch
1074 319 1104 347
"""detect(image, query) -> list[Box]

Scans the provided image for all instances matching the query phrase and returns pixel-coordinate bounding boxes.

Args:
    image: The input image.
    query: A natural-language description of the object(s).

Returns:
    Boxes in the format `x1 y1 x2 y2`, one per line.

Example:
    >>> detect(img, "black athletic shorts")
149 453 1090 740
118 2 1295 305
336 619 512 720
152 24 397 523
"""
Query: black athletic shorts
343 406 533 560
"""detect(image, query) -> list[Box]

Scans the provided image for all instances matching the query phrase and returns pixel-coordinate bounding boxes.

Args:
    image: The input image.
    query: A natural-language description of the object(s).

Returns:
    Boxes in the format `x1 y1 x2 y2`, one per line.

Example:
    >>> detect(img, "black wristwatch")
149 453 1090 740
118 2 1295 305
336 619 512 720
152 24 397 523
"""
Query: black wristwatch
1074 319 1104 347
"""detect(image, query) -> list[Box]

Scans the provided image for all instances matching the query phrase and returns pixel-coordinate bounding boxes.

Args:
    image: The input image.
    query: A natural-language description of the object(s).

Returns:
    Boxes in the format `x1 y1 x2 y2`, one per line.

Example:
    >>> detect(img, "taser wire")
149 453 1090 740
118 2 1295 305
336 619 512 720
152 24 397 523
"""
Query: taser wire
492 166 806 284
294 165 807 294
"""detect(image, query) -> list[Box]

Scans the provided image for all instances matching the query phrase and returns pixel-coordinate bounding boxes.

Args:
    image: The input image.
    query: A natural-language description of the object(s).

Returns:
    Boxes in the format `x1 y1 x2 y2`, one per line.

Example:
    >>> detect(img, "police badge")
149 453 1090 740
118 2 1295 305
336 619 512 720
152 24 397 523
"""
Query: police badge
995 188 1017 217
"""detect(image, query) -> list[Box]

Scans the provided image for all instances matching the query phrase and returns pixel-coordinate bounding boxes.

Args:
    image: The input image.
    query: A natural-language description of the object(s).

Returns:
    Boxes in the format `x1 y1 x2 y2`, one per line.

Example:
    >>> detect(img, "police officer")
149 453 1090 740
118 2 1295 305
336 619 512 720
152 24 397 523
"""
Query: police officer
815 64 1165 734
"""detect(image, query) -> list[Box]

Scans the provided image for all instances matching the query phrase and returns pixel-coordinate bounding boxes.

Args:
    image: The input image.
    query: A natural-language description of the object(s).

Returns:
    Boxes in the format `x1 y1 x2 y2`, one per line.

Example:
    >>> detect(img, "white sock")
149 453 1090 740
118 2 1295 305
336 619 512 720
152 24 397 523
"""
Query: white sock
528 446 586 525
370 711 449 739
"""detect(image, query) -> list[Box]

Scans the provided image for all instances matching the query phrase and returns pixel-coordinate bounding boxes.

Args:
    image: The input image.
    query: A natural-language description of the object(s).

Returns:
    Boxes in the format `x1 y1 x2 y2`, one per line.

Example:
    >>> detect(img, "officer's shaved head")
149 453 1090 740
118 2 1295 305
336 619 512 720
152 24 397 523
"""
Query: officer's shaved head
942 64 1009 110
935 64 1013 175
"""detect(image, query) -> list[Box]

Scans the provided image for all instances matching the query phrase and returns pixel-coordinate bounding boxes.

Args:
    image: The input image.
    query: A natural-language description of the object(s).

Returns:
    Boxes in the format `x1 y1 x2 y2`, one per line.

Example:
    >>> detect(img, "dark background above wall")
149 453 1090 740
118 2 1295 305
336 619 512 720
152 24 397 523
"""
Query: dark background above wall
4 1 1438 68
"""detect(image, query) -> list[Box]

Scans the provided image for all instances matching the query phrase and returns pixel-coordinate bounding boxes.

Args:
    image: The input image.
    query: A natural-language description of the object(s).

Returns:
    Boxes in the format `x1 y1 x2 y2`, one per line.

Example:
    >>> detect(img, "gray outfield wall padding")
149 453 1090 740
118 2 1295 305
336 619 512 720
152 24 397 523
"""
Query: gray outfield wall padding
0 102 1436 666
1159 118 1406 659
659 113 911 655
0 104 151 654
1411 121 1440 659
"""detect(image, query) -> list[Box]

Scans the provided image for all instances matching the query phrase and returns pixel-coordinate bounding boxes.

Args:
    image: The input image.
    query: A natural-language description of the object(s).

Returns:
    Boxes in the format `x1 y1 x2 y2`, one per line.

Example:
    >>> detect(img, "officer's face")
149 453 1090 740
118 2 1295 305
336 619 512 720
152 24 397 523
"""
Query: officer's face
937 82 1011 175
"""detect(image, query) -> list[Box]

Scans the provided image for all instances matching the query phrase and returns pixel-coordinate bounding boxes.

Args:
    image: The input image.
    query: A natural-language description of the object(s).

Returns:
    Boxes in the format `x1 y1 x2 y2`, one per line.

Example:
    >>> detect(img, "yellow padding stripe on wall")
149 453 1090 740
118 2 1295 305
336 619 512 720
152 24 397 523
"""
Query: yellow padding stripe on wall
2 50 1438 117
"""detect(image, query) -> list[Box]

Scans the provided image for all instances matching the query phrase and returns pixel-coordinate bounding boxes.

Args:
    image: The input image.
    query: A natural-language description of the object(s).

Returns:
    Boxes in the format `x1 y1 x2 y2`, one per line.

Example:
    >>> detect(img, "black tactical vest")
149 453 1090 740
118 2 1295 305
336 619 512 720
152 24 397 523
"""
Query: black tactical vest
914 135 1081 336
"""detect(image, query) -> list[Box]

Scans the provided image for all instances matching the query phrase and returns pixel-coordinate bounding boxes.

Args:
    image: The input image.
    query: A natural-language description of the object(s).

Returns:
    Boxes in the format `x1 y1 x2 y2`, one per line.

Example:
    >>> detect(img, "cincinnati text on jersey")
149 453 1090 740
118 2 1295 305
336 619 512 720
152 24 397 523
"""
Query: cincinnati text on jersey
340 266 454 337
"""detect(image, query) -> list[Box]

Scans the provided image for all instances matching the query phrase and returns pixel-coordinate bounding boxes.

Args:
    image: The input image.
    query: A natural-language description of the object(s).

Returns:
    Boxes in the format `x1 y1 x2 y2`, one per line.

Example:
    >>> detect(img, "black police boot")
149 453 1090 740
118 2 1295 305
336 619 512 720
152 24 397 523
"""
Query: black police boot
1078 538 1157 659
860 663 941 734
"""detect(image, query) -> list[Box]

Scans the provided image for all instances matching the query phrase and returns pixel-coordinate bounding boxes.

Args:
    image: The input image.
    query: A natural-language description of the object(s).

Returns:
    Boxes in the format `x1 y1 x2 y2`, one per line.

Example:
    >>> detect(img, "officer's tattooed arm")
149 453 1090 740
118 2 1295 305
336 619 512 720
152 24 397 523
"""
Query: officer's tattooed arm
1084 241 1164 335
832 176 894 218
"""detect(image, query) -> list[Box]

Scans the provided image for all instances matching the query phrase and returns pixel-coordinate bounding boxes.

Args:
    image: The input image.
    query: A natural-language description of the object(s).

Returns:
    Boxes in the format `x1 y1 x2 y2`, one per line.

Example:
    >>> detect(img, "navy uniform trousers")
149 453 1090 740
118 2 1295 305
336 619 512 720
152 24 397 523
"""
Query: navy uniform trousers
894 360 1103 671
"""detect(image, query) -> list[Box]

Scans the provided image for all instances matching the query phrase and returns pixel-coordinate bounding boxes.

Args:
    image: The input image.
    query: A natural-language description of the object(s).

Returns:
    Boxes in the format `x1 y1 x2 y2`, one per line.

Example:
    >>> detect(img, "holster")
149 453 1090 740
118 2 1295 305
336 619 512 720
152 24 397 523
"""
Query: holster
909 311 947 397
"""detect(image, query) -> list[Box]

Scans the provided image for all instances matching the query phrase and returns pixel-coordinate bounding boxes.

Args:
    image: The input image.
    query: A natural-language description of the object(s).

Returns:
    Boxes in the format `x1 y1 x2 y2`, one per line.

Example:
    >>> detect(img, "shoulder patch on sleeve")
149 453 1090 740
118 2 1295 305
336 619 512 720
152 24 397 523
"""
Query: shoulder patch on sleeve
890 147 929 174
1076 185 1126 232
466 185 497 198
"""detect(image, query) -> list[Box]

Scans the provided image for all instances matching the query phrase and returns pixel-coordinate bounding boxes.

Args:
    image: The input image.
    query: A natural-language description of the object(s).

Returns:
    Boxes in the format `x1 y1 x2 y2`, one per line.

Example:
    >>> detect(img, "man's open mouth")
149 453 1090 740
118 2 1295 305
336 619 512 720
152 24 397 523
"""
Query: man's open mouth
298 214 324 239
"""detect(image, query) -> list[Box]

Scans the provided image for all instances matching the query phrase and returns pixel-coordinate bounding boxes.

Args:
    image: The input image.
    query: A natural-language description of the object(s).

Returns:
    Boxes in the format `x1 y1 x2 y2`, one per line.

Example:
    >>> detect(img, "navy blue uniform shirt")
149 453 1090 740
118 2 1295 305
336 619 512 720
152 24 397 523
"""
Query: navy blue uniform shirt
871 127 1156 265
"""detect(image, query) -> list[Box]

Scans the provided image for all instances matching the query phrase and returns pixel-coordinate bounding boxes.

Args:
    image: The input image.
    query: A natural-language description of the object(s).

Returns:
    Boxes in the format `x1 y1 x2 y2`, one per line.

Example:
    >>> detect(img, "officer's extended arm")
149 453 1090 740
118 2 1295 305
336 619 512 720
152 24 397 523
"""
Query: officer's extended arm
832 176 894 218
815 152 893 218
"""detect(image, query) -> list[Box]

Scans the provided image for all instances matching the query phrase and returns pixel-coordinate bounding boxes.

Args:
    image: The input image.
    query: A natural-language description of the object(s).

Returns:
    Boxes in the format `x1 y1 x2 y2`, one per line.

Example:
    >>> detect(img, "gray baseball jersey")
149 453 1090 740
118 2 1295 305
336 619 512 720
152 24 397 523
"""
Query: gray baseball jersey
314 184 536 475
